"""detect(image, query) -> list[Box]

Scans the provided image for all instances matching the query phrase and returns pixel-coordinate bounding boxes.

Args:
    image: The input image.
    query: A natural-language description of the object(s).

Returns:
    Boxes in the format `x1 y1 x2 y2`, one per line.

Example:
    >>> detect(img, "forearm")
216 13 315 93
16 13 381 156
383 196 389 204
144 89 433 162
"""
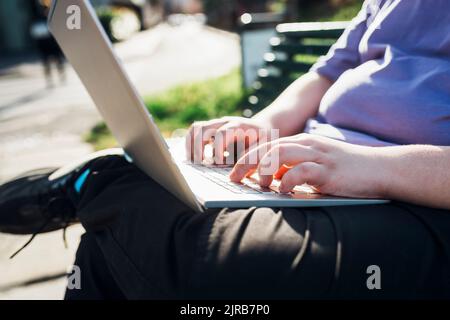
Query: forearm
253 72 332 137
377 145 450 210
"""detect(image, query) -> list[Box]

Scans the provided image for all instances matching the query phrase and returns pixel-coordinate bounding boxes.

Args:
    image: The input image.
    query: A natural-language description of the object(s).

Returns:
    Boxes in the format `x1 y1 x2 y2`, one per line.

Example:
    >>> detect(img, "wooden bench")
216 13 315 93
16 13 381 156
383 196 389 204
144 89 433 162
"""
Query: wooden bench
244 21 349 116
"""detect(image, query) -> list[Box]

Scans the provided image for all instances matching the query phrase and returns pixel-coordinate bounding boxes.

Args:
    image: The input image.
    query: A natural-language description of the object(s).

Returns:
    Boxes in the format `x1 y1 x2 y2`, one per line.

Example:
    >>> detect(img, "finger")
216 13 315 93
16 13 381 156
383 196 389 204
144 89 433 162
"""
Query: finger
213 124 236 165
186 125 202 162
274 165 291 180
186 119 227 163
279 162 325 193
185 126 194 160
232 125 263 164
192 126 213 163
244 168 257 179
229 140 271 182
257 143 320 187
200 127 218 163
230 136 309 182
215 124 261 165
186 123 202 162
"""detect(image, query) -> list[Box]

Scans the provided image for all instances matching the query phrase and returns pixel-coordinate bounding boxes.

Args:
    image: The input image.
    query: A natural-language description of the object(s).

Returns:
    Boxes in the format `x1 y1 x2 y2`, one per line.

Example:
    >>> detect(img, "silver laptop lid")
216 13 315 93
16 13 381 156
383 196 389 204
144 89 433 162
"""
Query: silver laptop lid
48 0 202 211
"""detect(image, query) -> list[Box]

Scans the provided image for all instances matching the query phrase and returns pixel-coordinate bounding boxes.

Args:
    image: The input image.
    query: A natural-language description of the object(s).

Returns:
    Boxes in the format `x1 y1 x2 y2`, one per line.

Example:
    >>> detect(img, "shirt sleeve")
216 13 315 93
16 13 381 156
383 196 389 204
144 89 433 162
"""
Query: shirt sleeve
310 0 374 82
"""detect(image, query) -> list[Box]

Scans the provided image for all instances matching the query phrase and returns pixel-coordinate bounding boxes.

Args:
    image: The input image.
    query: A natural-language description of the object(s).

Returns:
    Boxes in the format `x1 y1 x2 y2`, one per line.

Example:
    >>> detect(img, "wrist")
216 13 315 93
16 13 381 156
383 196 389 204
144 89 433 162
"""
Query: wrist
251 113 275 128
250 116 280 138
367 147 395 199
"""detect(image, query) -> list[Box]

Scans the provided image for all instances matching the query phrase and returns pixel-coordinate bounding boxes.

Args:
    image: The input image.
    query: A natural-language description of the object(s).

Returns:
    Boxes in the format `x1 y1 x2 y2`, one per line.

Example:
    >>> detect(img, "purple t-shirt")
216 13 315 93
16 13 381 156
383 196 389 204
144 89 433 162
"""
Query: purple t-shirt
306 0 450 146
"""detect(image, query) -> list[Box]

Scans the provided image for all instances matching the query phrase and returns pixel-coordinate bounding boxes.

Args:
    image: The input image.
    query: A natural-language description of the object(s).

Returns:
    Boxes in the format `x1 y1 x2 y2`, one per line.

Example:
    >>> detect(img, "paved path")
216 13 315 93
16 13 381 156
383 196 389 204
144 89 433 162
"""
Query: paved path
0 21 240 299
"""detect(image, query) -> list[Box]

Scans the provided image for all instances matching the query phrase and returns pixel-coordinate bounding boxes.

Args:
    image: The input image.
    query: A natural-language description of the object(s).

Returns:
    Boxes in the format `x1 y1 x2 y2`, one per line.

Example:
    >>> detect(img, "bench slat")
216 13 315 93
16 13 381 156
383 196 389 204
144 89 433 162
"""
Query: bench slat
271 43 332 56
276 21 349 38
266 60 313 73
243 21 348 116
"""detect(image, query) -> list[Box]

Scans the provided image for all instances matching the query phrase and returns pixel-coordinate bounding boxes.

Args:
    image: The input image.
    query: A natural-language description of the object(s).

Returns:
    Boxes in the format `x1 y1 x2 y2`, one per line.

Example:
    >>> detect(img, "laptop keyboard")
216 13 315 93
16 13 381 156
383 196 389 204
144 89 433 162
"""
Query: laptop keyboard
187 164 278 194
186 162 319 195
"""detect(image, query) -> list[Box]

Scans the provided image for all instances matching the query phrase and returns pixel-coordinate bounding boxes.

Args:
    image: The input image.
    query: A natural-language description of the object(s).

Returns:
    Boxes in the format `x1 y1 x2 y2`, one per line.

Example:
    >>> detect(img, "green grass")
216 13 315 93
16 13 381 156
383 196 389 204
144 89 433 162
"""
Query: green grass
145 68 244 130
327 0 363 21
85 69 245 150
84 122 117 151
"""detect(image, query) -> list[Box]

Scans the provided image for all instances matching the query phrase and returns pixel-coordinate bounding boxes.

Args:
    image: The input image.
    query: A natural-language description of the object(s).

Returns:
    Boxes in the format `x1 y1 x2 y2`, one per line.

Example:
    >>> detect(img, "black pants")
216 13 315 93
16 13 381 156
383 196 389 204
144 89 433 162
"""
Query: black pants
65 156 450 299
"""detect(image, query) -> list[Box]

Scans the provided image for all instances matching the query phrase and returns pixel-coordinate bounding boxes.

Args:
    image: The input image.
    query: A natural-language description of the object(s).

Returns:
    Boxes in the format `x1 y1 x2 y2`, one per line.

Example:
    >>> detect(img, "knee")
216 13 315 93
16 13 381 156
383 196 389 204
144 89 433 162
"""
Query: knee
77 161 187 231
190 207 332 299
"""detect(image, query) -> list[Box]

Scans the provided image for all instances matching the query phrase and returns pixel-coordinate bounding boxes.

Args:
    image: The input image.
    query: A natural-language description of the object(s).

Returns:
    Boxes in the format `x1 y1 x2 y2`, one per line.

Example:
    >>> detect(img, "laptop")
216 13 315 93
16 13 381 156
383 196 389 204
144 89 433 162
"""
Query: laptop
48 0 388 212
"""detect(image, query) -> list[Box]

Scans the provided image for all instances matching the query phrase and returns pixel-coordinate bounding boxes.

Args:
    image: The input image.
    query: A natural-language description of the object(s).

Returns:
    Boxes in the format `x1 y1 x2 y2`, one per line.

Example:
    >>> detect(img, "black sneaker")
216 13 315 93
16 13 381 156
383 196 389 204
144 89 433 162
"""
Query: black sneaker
0 149 126 236
0 149 127 257
0 167 80 236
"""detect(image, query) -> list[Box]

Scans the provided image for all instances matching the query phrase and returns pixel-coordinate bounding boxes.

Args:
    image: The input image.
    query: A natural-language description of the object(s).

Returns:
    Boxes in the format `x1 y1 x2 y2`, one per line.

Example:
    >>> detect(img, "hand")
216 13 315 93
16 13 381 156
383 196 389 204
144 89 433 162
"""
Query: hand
185 116 273 165
230 133 387 198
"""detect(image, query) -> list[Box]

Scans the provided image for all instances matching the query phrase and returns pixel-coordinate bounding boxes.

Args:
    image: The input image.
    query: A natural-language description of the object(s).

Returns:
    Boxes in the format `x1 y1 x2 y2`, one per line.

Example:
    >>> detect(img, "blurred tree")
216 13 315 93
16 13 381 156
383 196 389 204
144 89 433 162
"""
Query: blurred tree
202 0 237 30
0 0 34 54
203 0 289 30
296 0 363 21
202 0 362 30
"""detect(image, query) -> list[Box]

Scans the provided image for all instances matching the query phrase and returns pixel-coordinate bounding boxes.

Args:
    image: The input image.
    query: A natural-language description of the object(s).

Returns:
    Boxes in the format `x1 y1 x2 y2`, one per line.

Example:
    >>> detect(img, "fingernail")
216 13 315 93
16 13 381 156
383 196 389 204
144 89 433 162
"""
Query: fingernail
259 175 271 187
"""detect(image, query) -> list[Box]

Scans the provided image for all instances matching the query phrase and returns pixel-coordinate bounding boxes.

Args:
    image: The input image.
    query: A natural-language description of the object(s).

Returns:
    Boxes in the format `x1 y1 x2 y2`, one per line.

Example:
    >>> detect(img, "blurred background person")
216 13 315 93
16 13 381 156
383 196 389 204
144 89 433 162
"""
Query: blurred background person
30 0 66 88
